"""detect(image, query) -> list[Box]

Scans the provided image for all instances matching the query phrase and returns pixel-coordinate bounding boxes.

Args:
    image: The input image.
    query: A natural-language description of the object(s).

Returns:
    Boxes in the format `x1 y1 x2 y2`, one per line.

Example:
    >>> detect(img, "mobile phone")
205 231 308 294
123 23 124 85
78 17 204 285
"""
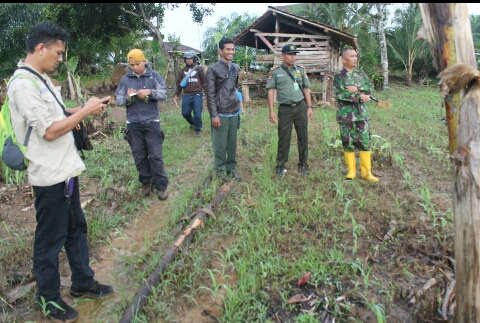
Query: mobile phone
102 99 110 104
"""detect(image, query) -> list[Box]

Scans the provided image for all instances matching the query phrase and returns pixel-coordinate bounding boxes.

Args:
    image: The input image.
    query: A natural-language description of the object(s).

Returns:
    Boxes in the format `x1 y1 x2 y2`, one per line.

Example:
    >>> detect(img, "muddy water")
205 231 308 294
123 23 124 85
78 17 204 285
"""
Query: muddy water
79 197 173 322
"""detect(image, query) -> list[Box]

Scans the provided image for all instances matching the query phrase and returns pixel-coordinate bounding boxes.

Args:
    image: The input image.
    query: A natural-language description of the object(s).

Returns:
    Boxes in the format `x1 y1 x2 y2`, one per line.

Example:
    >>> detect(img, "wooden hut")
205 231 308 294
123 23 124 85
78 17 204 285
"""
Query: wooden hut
233 6 358 103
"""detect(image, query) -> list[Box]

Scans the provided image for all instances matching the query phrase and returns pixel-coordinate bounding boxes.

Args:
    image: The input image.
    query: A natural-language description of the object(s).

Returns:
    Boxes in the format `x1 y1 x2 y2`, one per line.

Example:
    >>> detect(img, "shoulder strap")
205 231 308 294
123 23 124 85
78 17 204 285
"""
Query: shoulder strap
18 66 68 114
185 65 199 78
280 64 296 82
6 72 40 146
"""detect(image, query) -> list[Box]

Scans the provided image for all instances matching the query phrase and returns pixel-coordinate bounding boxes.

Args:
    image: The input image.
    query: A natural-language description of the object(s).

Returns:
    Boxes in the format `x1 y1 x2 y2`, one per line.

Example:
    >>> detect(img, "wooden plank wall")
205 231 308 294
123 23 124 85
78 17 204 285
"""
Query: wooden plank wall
255 34 336 74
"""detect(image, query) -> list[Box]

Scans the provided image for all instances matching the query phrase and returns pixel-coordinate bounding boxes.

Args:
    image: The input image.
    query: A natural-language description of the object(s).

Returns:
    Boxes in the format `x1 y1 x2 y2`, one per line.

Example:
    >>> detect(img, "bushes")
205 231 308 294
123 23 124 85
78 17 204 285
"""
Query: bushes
371 73 384 91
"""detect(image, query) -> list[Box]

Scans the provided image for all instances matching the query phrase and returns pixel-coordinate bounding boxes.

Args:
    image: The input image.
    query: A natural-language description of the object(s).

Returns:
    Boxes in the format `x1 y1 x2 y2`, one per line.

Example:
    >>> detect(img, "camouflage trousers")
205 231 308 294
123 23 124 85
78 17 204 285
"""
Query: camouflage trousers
338 120 371 152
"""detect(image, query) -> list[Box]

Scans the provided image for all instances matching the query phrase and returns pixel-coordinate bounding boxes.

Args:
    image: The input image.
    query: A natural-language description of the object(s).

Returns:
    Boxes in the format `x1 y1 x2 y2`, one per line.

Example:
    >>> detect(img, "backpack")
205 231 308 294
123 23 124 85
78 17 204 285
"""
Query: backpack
0 74 37 171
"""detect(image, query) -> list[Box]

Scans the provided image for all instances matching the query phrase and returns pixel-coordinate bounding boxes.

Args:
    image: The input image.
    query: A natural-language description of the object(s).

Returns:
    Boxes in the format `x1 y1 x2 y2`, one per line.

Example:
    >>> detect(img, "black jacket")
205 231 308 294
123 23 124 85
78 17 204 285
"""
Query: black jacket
205 59 239 117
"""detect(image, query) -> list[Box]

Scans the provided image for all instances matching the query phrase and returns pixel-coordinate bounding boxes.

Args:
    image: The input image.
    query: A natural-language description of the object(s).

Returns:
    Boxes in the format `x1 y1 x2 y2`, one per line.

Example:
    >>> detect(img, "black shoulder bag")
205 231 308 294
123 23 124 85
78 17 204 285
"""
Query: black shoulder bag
18 67 93 158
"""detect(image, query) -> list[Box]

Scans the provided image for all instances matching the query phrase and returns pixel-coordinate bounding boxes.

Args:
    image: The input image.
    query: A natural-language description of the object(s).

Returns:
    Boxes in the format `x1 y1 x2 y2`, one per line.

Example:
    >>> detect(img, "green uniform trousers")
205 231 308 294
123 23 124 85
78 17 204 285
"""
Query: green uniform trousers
276 100 309 168
211 115 239 173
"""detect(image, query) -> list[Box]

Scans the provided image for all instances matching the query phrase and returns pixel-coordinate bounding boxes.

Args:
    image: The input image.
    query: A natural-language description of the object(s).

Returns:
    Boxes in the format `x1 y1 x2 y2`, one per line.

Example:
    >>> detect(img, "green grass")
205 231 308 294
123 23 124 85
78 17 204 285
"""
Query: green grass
0 78 454 322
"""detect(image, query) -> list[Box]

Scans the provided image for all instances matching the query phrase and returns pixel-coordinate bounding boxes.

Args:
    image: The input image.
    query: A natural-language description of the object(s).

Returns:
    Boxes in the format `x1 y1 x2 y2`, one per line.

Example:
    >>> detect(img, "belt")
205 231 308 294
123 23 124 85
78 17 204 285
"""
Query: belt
280 100 304 107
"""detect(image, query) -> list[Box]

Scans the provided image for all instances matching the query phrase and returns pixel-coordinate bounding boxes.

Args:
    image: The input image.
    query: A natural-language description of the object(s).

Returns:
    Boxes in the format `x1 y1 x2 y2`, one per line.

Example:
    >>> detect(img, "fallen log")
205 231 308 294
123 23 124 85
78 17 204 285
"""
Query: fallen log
119 180 237 323
408 278 437 305
170 171 214 237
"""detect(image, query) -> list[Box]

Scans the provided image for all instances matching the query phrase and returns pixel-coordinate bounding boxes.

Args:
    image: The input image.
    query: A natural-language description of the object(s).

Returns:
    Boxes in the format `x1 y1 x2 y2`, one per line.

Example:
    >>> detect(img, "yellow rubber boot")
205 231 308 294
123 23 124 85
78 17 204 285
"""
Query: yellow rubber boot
359 151 379 182
344 152 356 179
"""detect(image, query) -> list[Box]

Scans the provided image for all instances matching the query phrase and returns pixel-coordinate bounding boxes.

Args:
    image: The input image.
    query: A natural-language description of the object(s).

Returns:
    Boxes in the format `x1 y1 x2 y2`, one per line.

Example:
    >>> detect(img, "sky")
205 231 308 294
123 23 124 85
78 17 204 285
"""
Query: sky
162 3 480 52
162 3 295 51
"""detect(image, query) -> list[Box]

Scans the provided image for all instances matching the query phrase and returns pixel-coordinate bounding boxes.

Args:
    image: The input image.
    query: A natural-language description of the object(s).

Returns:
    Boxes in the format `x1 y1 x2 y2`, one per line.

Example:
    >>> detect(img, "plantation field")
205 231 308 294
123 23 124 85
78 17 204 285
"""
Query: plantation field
0 77 454 323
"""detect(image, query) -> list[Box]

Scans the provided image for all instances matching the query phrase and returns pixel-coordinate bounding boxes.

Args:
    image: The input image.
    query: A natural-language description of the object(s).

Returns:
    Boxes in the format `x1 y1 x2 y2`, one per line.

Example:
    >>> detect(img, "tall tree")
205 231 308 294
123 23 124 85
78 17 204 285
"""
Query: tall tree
350 3 390 91
386 3 424 86
44 4 142 43
289 3 380 82
45 3 214 70
0 3 46 78
120 4 214 61
470 14 480 68
201 12 257 65
290 3 360 33
419 4 477 321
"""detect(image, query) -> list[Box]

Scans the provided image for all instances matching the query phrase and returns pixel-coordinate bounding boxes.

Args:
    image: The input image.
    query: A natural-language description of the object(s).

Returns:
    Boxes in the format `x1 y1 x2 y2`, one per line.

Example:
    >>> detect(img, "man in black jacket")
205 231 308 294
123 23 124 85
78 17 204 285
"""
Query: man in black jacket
115 48 169 200
205 38 241 180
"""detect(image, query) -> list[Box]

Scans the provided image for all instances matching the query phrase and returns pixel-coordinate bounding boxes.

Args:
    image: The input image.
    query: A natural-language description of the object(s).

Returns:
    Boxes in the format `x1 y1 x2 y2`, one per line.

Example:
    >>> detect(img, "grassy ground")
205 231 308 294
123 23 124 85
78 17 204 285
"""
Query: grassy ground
0 77 453 323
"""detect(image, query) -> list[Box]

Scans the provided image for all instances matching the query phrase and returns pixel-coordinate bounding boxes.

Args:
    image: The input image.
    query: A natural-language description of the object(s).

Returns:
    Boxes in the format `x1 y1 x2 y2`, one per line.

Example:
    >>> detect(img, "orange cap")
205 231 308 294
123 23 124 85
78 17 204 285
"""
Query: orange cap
127 49 146 63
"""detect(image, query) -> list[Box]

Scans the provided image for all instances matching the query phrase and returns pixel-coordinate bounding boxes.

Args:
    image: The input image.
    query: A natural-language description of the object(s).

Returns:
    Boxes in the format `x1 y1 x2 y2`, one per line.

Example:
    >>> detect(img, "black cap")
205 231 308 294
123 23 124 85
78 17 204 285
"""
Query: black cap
281 44 299 54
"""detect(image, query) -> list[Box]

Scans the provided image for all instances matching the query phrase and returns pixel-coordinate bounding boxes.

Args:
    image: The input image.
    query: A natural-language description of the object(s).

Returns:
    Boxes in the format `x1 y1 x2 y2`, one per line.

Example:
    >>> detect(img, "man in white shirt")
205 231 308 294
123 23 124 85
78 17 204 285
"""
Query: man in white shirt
8 21 113 322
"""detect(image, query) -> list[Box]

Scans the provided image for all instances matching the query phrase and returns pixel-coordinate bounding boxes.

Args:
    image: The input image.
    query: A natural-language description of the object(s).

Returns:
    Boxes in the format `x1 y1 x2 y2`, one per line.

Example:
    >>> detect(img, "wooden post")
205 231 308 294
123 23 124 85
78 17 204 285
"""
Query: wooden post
322 73 327 104
241 83 250 103
419 3 478 322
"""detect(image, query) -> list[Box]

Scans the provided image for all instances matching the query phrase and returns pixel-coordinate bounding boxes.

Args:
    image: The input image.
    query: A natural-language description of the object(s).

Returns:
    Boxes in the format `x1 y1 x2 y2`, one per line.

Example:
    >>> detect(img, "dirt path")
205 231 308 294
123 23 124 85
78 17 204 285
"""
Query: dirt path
18 132 221 323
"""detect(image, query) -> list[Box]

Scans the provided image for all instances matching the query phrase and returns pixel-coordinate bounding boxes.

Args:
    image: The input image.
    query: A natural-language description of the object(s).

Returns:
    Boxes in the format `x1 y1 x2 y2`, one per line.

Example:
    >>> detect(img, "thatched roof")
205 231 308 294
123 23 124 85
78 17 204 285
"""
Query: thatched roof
233 6 358 50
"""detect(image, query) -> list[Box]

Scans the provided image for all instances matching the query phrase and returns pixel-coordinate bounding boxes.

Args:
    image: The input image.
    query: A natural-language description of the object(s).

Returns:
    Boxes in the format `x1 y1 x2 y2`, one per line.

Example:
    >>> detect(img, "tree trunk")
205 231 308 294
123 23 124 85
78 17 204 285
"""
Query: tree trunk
405 64 413 86
376 3 389 91
419 3 478 322
173 58 179 86
67 71 76 101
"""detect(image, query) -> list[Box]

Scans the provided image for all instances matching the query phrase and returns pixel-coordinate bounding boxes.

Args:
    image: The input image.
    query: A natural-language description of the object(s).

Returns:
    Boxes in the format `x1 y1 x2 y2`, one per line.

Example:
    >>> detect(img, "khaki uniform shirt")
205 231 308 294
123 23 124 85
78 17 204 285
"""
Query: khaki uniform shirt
266 64 310 104
8 60 85 186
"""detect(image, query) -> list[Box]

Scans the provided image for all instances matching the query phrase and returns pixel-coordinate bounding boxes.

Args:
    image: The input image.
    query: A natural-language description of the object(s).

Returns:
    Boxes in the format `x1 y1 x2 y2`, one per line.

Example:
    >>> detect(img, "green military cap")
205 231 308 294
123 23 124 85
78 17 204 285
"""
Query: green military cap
281 44 299 54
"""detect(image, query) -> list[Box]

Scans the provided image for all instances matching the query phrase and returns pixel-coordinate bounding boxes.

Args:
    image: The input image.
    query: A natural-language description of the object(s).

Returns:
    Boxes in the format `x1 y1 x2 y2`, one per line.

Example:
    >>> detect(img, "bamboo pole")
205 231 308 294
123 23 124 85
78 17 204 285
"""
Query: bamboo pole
419 3 479 322
119 180 237 323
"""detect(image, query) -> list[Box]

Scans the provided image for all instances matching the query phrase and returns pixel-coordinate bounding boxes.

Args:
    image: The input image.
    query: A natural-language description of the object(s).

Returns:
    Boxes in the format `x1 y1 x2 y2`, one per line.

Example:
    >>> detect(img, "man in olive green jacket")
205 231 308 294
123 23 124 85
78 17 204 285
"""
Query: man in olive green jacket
266 44 313 176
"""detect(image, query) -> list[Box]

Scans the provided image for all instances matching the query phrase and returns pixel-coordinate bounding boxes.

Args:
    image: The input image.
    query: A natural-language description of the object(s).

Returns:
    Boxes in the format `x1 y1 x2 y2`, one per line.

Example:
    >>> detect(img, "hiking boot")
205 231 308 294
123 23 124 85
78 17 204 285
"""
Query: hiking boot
157 190 168 200
142 183 151 197
276 167 287 177
70 281 113 299
227 171 241 181
45 299 79 323
298 165 309 176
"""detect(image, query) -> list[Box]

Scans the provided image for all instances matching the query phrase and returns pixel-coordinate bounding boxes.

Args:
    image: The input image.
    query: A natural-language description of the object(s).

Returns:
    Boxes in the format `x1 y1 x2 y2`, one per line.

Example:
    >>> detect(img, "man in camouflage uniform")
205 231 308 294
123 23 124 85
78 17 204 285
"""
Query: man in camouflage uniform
267 44 313 176
333 47 379 182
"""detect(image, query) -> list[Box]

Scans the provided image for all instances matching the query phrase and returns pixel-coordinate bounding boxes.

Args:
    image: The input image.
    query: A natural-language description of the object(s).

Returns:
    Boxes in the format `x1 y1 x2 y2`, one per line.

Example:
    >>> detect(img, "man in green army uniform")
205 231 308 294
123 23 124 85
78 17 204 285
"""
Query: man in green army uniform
333 47 379 182
267 44 313 176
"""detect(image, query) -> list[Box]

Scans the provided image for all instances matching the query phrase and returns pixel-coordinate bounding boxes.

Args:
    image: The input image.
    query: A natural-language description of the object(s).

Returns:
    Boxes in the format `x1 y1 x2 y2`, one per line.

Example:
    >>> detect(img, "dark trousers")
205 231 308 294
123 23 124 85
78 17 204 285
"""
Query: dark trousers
276 100 309 168
33 177 95 303
126 122 168 191
211 115 239 173
182 93 203 131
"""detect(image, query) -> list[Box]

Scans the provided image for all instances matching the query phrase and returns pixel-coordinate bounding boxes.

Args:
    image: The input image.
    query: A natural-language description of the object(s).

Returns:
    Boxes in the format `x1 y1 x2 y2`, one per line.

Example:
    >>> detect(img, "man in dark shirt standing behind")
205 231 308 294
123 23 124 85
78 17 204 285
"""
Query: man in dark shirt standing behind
173 50 207 137
205 38 241 181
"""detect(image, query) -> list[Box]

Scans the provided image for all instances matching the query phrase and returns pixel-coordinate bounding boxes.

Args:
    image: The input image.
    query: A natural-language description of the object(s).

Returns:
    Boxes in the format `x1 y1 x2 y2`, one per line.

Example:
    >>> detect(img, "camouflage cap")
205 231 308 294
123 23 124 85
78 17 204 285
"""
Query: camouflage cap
281 44 299 54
